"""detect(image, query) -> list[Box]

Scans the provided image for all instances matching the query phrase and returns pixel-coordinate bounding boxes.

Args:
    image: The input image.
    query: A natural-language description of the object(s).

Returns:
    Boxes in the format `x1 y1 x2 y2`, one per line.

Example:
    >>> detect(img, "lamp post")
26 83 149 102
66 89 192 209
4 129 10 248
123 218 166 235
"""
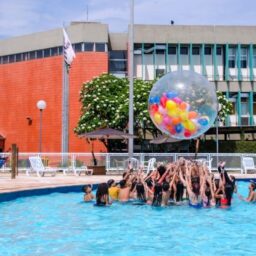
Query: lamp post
37 100 47 153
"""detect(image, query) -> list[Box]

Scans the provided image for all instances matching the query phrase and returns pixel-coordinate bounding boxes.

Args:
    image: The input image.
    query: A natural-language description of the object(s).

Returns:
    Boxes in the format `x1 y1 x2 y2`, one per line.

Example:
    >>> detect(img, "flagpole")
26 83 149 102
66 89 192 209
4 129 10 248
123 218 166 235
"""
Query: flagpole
128 0 134 159
62 27 70 158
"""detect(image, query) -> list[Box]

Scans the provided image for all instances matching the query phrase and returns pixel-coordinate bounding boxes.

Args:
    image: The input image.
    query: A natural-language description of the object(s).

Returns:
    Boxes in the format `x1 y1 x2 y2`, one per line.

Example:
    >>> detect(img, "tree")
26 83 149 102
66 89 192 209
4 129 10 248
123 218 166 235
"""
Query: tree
74 74 232 150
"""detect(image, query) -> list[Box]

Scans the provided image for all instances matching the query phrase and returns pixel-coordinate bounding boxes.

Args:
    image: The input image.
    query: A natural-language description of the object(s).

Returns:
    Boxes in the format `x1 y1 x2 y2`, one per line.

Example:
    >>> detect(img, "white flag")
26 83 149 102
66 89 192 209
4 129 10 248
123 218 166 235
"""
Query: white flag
63 28 76 67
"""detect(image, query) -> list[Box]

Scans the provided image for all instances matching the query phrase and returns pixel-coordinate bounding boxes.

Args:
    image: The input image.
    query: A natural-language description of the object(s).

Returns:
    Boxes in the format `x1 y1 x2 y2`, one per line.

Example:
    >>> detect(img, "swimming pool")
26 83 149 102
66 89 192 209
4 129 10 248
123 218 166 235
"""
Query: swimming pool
0 182 255 256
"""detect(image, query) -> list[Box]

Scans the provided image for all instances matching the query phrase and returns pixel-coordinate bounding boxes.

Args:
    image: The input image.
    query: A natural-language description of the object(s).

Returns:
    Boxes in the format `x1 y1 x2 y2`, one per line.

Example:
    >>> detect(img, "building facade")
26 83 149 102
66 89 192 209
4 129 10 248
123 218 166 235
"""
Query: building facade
0 23 256 152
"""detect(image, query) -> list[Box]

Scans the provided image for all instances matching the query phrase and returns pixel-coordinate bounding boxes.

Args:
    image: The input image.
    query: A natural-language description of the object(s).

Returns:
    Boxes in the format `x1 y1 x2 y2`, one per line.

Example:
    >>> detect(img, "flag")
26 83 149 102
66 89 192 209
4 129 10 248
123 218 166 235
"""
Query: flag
63 28 76 70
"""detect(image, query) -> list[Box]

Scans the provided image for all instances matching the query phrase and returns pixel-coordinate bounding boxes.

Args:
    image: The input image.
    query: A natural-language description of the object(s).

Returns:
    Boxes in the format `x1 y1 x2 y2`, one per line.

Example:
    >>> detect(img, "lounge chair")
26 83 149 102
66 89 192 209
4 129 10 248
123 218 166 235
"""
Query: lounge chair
242 157 256 174
27 156 57 177
145 158 156 174
63 160 93 176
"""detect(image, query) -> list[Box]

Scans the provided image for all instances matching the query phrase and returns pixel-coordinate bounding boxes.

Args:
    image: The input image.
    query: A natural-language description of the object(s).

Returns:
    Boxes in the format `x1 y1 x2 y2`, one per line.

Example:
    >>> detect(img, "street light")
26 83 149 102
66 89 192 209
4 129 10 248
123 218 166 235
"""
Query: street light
37 100 47 153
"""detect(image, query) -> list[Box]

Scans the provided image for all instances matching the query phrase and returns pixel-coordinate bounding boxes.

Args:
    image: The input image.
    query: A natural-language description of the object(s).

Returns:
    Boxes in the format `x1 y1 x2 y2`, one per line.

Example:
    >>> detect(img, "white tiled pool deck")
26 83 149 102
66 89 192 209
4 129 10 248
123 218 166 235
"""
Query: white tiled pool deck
0 172 256 194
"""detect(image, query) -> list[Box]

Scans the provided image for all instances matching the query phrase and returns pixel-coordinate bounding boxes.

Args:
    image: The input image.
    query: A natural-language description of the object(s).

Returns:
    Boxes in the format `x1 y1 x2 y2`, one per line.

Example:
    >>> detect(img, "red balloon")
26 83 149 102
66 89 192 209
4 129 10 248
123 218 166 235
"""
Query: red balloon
150 104 159 113
184 130 191 138
160 96 168 108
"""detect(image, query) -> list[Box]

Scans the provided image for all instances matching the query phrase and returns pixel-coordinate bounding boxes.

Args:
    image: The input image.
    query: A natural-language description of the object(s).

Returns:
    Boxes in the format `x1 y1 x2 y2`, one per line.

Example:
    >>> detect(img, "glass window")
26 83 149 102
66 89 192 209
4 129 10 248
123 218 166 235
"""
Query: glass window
240 47 247 69
58 47 63 55
217 47 222 55
29 51 36 60
241 102 249 115
228 47 236 68
109 60 127 72
109 51 127 59
168 46 176 55
95 43 105 52
36 50 43 58
16 53 22 62
204 46 212 55
3 56 8 64
44 48 50 58
74 43 82 52
23 53 29 61
84 43 94 51
9 55 15 63
144 44 154 54
51 47 58 56
0 56 2 64
155 44 166 54
253 102 256 115
134 44 142 51
180 47 188 55
192 47 200 55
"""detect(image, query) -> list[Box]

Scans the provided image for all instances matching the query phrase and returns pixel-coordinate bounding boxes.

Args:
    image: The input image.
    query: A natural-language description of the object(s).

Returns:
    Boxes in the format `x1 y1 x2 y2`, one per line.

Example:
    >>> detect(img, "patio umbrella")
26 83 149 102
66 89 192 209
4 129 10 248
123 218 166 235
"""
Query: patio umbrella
150 135 180 144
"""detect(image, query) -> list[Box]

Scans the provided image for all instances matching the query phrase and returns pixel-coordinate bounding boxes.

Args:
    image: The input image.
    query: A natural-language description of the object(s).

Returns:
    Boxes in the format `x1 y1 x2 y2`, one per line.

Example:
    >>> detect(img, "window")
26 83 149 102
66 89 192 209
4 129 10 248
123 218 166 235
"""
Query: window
3 56 8 64
228 47 236 68
155 44 166 54
29 51 36 60
217 47 222 55
74 43 82 52
58 46 63 55
134 43 142 51
180 47 188 55
156 68 165 78
192 47 200 55
43 48 50 58
0 56 2 64
110 51 127 59
51 47 58 56
16 53 22 62
144 44 154 54
95 43 105 52
9 55 15 63
168 46 176 55
204 46 211 55
240 47 247 68
36 50 43 58
84 43 94 51
109 60 126 72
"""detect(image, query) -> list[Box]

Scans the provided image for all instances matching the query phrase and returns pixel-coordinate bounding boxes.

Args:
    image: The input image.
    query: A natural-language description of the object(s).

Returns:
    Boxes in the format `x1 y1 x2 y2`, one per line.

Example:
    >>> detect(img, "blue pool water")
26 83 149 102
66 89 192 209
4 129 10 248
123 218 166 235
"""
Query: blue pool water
0 182 256 256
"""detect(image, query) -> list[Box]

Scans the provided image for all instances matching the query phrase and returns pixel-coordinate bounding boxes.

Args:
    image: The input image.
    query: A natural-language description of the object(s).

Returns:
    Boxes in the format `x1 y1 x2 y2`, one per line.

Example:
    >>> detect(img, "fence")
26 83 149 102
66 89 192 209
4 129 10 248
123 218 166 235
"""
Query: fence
1 152 256 174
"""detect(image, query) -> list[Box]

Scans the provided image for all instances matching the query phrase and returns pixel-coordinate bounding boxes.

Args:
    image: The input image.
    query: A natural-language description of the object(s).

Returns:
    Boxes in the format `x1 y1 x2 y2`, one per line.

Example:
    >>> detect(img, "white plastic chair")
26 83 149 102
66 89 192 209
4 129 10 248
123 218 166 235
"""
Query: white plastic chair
242 157 256 174
146 158 156 174
63 159 93 176
28 156 57 177
124 158 140 171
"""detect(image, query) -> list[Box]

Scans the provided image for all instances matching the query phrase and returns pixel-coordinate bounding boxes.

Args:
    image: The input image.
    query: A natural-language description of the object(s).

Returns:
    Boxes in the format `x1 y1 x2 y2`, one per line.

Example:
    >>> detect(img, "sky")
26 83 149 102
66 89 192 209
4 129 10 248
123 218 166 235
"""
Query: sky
0 0 256 39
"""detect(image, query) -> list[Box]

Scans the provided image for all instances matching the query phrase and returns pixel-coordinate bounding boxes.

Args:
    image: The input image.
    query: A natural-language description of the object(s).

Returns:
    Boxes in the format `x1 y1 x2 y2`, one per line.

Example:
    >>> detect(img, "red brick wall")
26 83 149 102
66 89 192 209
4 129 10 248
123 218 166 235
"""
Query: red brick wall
0 52 108 152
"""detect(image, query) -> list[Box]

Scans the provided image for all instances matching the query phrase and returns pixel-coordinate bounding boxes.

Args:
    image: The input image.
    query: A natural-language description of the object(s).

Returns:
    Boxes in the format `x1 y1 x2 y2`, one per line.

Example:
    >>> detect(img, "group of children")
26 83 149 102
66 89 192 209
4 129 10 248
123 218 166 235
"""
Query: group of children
83 158 256 207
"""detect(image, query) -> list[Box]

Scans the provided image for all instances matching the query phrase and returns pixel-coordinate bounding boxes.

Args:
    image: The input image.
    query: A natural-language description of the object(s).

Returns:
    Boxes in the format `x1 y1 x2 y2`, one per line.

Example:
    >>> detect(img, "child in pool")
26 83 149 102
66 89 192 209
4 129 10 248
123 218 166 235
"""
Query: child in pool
83 185 94 202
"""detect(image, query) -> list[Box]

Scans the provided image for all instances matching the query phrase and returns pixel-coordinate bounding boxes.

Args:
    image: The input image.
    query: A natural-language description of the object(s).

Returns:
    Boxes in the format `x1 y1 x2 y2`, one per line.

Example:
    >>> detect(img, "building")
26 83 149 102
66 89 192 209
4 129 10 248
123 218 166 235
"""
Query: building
0 22 256 152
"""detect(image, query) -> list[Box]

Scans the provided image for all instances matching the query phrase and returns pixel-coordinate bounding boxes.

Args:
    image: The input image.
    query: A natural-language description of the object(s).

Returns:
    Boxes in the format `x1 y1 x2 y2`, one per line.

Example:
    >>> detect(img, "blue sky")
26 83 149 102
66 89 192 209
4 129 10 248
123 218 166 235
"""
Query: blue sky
0 0 256 39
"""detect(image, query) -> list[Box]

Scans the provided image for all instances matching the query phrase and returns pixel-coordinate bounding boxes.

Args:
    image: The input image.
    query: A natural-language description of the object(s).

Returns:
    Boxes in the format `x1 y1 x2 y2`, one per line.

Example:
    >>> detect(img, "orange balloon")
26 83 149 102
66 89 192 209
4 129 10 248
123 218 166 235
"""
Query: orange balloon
188 111 198 119
180 102 188 111
172 117 181 125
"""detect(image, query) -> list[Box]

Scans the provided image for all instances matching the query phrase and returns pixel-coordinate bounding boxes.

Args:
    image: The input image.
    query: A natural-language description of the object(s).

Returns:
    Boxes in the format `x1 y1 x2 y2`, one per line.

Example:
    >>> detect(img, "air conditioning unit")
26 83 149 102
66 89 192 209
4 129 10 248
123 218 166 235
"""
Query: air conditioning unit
241 116 249 126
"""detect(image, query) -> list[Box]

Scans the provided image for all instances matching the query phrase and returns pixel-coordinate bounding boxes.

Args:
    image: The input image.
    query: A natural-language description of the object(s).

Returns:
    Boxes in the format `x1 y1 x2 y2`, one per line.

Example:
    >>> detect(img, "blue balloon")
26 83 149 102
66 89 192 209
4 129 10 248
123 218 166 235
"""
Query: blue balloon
149 97 155 105
175 124 183 133
154 96 160 104
166 91 178 99
198 118 209 126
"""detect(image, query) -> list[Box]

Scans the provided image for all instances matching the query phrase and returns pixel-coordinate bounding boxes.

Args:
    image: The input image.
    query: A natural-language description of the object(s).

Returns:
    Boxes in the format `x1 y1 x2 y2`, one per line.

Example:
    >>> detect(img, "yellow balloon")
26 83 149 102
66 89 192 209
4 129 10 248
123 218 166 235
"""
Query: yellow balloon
183 120 196 131
179 111 188 121
166 100 176 111
154 113 163 124
167 109 178 117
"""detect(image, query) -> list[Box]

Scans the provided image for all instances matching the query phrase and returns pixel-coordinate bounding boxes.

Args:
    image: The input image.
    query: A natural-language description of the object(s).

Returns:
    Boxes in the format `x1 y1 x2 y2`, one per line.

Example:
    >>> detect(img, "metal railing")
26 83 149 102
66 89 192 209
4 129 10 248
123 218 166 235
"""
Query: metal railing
1 152 256 174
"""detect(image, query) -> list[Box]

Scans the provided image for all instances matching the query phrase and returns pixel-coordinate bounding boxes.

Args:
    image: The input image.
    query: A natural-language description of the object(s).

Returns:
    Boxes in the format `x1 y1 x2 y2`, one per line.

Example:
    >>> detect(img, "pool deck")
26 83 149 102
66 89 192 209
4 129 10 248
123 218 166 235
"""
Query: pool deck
0 172 256 194
0 173 120 193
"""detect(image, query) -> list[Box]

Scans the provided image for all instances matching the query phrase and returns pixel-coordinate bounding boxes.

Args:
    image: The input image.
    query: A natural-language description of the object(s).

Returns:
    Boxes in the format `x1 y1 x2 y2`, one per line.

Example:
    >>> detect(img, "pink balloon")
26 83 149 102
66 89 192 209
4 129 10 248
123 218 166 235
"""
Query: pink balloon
163 116 172 126
158 105 167 115
173 97 182 104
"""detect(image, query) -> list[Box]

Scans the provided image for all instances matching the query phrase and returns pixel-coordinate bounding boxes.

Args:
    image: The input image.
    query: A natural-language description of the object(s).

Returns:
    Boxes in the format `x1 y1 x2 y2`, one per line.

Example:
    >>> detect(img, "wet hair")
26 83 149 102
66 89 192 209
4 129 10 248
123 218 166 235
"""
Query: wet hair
145 178 153 189
136 183 146 201
83 185 91 193
152 183 163 206
96 183 109 205
251 183 256 191
130 181 137 192
157 165 166 177
122 172 127 178
224 186 233 206
162 182 170 192
191 176 200 196
176 181 184 202
119 179 126 189
107 179 115 188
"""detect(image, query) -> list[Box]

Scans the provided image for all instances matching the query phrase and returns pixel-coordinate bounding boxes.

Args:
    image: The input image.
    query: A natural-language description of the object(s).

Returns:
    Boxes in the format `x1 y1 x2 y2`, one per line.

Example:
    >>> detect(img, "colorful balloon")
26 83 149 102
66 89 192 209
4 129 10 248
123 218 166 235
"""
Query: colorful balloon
166 100 176 111
153 113 163 124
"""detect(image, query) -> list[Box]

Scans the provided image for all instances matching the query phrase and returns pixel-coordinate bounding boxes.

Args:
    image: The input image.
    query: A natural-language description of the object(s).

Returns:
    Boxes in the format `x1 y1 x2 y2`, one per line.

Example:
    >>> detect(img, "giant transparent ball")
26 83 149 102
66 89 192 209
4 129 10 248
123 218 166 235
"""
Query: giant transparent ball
148 70 217 140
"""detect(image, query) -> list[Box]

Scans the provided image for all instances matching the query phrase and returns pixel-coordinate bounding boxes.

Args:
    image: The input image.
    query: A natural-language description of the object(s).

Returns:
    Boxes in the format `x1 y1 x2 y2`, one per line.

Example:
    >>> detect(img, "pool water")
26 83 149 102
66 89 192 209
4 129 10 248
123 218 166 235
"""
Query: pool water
1 182 256 256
